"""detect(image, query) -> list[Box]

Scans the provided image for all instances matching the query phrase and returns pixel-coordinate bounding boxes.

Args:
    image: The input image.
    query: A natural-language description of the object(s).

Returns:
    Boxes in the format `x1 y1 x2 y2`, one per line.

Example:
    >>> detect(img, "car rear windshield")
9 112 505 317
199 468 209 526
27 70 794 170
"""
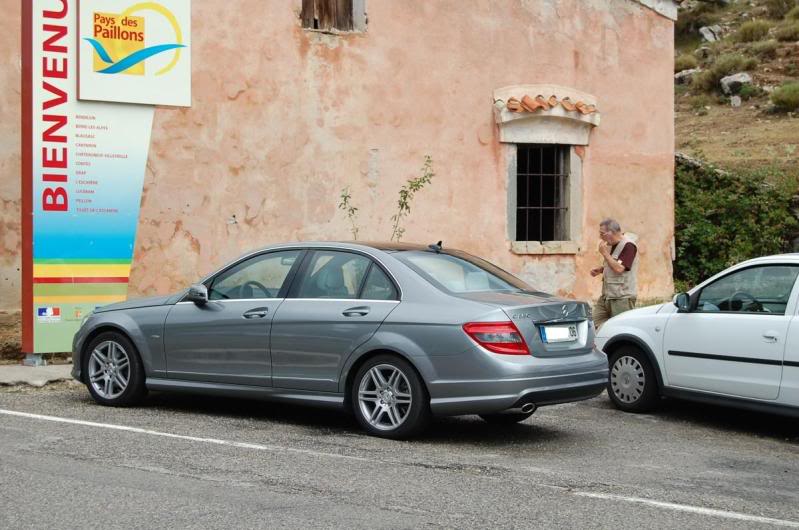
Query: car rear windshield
395 250 534 294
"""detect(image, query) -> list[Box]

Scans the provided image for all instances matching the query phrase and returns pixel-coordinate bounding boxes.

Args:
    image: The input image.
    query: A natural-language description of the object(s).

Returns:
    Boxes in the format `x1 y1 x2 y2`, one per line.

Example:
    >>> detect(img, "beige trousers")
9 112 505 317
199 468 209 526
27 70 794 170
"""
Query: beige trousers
593 296 636 330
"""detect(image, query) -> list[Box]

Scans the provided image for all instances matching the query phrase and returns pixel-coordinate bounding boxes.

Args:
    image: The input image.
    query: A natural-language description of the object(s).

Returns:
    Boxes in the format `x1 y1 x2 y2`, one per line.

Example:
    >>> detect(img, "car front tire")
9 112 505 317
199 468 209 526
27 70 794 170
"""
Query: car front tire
351 354 430 439
83 331 147 407
607 346 659 413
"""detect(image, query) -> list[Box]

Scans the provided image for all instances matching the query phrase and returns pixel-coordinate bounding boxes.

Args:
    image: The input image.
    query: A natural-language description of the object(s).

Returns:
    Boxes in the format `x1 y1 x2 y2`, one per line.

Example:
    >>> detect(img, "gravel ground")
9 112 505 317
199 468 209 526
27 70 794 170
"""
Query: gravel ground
1 385 798 529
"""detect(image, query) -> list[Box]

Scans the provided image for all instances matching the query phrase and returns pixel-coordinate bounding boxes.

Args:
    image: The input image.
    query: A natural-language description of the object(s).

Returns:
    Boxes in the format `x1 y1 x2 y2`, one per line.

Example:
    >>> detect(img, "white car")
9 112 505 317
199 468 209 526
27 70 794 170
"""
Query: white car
595 254 799 417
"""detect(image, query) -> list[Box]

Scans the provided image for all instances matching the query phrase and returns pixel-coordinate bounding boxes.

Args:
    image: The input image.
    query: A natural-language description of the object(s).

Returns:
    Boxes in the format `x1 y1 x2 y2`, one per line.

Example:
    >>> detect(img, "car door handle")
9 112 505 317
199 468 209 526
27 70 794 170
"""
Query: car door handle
342 306 370 317
242 308 269 319
762 332 779 343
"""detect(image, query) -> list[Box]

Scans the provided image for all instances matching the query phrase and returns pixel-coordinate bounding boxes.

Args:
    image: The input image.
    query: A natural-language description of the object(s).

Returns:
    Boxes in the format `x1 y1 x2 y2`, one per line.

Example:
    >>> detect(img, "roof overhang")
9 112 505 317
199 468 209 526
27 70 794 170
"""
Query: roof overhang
632 0 679 21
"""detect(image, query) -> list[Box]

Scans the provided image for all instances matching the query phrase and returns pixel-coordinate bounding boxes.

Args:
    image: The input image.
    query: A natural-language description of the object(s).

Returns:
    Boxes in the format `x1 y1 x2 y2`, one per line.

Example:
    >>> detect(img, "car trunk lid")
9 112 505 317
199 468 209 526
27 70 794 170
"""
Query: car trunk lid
454 291 593 357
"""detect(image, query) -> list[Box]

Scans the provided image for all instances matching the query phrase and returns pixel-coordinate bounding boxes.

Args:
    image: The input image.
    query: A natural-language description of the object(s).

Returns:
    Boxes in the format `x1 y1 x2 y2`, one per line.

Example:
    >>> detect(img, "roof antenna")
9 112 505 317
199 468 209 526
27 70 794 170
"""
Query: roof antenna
428 241 442 253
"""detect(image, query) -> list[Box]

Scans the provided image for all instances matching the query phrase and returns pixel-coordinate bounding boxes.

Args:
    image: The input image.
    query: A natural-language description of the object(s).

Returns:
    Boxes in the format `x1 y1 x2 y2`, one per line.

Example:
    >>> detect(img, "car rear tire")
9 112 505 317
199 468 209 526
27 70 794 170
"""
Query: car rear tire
607 346 659 413
479 412 534 425
83 331 147 407
351 354 430 439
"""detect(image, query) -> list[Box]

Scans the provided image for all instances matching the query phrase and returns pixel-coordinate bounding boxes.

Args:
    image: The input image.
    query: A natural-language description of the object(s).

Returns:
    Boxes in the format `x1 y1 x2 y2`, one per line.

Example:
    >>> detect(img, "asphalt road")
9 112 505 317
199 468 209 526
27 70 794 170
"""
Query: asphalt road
1 383 798 529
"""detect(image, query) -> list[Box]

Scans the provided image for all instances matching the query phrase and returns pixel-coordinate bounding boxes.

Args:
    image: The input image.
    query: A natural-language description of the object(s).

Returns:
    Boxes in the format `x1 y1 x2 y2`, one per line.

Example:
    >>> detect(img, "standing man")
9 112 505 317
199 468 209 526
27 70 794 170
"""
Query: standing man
590 218 638 330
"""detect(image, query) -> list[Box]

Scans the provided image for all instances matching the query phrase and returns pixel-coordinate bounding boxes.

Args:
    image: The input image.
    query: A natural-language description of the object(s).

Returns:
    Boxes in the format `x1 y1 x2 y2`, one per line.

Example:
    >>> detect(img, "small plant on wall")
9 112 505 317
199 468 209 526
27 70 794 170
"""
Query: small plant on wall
338 155 435 242
338 187 360 240
390 155 435 242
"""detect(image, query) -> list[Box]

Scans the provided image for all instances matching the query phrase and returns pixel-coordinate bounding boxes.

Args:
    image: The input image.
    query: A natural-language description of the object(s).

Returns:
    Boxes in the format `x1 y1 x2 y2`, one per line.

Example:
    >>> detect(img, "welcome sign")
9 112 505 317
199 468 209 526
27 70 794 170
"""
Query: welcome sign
22 0 190 354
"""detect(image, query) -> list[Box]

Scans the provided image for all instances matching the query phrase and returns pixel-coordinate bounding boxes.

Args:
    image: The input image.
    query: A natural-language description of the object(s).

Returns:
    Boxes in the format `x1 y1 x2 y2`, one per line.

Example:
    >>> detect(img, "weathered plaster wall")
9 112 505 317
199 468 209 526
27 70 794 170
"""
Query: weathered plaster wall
1 0 22 312
0 0 675 311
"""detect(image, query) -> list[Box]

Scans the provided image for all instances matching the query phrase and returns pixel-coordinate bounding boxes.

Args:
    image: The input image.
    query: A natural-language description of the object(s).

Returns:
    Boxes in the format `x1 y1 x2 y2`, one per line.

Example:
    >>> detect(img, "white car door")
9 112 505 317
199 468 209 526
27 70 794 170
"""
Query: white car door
663 264 799 400
779 304 799 407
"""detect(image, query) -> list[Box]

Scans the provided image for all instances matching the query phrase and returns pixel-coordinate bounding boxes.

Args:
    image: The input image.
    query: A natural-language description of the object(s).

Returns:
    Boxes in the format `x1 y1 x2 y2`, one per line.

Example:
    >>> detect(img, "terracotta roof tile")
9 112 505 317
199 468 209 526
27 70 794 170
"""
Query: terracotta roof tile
505 93 599 115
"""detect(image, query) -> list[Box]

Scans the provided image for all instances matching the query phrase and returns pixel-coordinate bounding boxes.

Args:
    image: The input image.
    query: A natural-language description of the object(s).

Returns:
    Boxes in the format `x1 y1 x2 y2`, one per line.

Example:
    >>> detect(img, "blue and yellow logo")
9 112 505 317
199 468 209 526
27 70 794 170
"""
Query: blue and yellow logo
84 2 185 75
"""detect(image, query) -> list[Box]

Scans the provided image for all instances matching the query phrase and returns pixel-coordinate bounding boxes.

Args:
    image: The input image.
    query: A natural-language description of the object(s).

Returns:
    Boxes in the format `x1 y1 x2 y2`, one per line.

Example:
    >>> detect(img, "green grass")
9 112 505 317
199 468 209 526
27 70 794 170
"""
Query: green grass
775 21 799 41
739 84 764 100
771 82 799 111
675 54 699 72
694 53 758 93
750 39 780 58
765 0 798 19
735 20 773 42
689 94 713 111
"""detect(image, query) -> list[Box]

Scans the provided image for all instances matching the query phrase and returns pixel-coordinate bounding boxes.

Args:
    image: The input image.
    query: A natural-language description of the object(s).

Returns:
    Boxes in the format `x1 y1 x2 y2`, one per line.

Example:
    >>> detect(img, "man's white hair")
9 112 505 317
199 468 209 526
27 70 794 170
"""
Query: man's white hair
600 218 622 233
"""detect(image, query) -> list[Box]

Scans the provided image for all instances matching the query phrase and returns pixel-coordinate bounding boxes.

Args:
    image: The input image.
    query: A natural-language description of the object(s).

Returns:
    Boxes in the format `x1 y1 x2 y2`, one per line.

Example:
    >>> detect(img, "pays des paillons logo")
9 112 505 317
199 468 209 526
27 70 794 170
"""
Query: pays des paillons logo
84 2 186 76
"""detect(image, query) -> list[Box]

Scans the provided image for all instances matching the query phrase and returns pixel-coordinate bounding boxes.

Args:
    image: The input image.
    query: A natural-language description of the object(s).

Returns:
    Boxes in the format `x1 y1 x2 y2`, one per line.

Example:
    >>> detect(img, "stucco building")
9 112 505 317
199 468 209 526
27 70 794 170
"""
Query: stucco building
1 0 677 316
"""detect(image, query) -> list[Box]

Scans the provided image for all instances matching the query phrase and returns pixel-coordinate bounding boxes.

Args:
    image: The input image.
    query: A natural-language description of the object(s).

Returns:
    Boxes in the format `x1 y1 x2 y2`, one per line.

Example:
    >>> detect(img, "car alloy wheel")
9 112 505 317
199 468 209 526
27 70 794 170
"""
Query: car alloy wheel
83 331 147 407
357 364 412 431
351 354 430 438
610 355 645 404
88 340 131 400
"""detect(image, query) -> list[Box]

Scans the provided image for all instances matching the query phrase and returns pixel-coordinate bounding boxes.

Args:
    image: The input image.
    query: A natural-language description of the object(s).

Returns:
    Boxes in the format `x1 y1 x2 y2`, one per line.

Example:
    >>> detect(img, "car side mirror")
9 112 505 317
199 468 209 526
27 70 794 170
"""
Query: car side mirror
187 283 208 305
673 292 691 313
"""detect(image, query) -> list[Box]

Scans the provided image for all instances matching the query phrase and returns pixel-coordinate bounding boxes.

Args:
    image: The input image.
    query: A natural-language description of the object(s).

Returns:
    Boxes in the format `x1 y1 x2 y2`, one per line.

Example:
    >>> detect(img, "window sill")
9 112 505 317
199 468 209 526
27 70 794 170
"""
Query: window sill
302 27 365 35
510 241 580 255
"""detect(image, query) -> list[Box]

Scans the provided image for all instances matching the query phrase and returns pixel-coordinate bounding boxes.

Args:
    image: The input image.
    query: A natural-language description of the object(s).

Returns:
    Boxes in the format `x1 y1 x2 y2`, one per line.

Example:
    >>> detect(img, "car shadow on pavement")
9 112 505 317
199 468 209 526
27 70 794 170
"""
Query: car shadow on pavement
416 416 573 447
593 394 799 444
125 391 573 444
141 391 360 432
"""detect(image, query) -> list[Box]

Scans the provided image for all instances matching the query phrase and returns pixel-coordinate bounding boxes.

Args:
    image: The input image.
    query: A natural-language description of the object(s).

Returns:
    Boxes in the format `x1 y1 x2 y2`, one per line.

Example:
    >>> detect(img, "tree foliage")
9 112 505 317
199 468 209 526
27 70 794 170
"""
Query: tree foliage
674 160 797 289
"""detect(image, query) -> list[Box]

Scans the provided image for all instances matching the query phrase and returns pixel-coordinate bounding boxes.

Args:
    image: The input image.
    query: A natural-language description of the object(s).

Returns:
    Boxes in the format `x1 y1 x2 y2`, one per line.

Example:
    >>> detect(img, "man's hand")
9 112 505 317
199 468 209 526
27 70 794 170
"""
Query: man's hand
590 267 603 277
597 239 611 256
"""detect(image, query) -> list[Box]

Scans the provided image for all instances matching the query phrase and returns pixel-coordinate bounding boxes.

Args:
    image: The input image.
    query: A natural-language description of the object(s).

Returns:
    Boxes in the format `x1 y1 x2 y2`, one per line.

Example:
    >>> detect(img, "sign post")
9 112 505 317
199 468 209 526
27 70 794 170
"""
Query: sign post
21 0 190 360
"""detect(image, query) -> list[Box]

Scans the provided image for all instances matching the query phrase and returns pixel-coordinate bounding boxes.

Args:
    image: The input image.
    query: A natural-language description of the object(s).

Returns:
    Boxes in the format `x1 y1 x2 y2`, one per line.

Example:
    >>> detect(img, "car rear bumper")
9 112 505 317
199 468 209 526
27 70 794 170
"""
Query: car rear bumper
426 349 608 416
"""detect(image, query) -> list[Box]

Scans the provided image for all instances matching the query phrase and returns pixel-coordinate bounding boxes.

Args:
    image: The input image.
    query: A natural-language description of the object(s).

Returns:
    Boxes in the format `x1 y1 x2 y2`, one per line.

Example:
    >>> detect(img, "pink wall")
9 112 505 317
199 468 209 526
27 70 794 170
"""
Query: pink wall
1 0 22 311
1 0 675 311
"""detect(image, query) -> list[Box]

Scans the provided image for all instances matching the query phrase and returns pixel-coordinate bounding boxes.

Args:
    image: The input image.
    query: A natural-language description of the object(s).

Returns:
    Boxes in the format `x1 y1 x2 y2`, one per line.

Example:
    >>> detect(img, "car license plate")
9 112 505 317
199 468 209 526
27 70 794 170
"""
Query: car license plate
540 324 578 343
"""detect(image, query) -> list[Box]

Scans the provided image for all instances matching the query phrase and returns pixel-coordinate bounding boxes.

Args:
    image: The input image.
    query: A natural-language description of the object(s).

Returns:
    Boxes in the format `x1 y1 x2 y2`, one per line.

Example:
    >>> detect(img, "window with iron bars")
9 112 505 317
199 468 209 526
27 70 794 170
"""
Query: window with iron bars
515 144 570 242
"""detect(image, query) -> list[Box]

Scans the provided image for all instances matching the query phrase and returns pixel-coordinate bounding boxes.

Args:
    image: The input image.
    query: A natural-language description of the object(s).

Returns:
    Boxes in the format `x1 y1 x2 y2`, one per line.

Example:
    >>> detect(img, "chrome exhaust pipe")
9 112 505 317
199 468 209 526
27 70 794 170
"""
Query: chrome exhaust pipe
521 403 536 414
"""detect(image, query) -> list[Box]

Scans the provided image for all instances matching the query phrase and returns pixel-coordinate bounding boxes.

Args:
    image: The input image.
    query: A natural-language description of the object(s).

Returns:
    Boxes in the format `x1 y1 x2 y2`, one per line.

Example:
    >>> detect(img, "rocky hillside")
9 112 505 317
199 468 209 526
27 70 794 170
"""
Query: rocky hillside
675 0 799 173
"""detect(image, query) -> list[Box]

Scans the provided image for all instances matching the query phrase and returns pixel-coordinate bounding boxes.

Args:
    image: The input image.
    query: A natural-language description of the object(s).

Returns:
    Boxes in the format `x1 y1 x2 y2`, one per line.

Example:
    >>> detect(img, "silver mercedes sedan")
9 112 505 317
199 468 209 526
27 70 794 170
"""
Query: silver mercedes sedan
72 242 608 438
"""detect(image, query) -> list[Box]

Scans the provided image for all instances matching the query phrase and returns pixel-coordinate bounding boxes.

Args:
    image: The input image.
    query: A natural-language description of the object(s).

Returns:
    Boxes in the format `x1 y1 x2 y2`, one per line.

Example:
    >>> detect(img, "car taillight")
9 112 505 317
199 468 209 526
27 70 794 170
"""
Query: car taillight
462 321 530 355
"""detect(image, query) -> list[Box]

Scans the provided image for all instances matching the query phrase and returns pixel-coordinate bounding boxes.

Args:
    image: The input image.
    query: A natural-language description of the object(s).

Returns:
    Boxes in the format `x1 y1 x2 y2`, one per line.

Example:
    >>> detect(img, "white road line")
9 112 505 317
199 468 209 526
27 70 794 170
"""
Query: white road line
574 491 799 528
0 408 372 463
3 408 798 527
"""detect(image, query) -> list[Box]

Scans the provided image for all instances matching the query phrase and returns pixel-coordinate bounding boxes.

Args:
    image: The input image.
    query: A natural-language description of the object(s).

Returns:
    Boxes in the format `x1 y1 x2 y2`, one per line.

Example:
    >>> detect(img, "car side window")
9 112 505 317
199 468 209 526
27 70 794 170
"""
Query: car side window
696 265 799 315
361 264 398 300
295 251 371 299
208 250 301 300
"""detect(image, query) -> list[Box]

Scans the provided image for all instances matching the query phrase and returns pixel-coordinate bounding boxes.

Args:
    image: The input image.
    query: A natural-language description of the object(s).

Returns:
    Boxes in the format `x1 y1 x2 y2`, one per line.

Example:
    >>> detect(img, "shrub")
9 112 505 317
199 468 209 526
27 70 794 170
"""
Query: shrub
735 20 772 42
750 39 780 58
676 3 721 38
714 53 757 74
775 21 799 40
674 161 798 288
764 0 797 19
788 6 799 20
738 84 764 100
771 82 799 110
689 94 712 111
695 53 758 93
675 54 699 72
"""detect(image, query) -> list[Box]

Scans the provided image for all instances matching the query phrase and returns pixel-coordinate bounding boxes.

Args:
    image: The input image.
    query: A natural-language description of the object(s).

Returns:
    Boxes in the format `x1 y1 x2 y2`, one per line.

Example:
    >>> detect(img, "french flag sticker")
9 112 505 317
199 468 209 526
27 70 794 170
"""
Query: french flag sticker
37 307 61 321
